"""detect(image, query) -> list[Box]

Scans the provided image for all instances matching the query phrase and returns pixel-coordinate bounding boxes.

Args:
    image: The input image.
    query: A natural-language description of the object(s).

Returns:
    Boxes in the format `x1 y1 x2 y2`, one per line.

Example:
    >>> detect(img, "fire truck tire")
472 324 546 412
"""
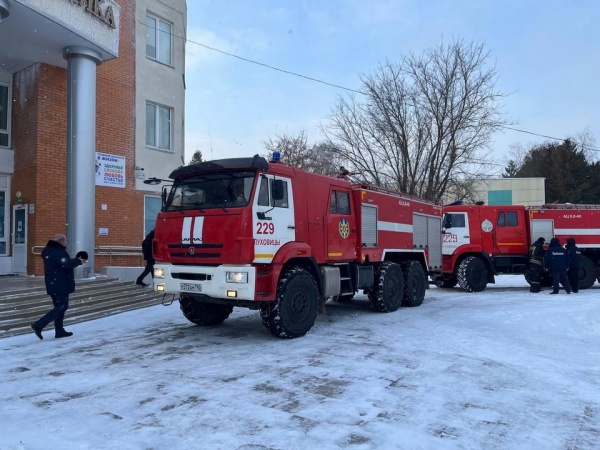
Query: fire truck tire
260 267 319 339
179 296 233 326
401 261 426 307
578 256 596 289
368 262 404 312
457 256 488 292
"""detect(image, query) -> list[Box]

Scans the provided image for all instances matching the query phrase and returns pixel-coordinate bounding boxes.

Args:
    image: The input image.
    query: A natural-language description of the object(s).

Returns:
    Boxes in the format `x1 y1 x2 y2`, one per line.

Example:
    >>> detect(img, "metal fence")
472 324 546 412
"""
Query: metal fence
31 245 143 266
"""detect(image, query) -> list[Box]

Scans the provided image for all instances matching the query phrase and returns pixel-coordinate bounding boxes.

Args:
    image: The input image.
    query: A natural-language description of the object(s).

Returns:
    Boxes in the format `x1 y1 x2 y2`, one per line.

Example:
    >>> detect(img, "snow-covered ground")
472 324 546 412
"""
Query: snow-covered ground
2 276 599 450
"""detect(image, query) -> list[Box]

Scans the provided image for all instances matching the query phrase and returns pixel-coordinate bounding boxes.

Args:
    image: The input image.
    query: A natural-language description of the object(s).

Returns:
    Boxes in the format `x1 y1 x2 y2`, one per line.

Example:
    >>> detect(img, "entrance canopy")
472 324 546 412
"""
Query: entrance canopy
0 0 119 73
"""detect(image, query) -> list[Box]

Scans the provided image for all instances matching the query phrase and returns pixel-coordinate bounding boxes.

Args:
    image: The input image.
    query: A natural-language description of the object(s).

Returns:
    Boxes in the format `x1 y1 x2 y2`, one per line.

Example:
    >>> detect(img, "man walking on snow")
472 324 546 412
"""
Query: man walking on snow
31 234 87 339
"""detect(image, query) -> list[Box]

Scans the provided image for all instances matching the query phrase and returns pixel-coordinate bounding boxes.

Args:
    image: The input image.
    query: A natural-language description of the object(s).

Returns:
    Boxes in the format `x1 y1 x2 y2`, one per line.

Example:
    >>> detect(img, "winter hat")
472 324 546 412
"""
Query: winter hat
566 237 576 247
550 238 560 246
536 237 545 244
76 251 89 260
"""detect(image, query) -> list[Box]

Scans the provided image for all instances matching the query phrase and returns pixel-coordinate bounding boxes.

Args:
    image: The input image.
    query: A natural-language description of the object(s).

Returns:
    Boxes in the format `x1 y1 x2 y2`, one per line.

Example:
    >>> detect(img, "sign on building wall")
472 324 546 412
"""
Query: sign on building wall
95 152 125 188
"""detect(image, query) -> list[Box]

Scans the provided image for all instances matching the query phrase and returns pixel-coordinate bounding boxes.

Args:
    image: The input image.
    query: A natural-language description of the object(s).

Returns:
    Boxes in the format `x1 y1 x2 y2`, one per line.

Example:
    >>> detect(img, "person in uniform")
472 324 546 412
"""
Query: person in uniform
544 237 572 295
31 234 87 339
528 237 546 293
565 237 581 293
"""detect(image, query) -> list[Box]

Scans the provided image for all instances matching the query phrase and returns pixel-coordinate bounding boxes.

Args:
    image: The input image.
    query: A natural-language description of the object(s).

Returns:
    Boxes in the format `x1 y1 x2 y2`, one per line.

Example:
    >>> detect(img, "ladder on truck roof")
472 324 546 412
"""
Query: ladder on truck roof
531 203 600 210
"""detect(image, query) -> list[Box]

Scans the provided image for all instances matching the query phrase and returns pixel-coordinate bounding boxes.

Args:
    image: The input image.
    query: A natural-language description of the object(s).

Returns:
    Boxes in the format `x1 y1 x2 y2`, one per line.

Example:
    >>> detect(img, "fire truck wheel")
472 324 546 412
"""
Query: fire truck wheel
368 262 404 312
401 261 426 307
179 296 233 326
457 256 488 292
260 267 319 339
578 256 597 289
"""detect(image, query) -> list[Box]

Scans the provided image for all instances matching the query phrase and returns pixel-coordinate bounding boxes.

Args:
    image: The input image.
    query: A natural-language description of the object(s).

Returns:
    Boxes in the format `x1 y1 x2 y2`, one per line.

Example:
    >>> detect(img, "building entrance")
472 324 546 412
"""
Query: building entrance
11 203 27 273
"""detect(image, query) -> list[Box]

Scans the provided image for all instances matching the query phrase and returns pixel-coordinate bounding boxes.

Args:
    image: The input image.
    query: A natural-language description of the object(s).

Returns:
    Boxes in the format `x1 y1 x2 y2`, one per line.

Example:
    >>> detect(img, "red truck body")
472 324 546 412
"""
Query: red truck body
436 203 600 291
152 156 442 337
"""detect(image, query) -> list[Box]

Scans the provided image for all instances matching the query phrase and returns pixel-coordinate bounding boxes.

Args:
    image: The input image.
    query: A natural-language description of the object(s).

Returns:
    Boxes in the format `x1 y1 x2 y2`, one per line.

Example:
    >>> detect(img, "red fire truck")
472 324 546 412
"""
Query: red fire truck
151 155 442 338
435 203 600 292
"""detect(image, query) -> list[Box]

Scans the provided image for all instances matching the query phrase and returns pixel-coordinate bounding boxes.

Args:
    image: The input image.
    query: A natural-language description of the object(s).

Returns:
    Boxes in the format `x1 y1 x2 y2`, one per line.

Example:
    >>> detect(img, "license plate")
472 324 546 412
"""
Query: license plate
180 283 202 292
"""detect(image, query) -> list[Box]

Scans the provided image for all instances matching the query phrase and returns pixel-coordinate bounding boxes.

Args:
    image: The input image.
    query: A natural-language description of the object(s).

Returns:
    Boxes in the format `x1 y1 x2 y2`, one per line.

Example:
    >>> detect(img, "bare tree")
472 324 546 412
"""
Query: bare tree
576 128 598 162
264 131 341 176
264 131 311 168
323 39 510 201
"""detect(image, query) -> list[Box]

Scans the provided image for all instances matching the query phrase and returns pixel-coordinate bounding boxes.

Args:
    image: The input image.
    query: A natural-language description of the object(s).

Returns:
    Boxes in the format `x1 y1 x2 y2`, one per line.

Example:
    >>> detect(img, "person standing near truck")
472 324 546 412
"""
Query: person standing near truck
528 237 546 293
136 229 155 287
565 237 581 293
544 237 572 295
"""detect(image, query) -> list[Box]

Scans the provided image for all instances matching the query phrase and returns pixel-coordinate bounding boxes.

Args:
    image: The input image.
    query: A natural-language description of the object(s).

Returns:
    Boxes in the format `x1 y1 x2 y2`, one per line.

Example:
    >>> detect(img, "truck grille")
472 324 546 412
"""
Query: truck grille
167 243 223 258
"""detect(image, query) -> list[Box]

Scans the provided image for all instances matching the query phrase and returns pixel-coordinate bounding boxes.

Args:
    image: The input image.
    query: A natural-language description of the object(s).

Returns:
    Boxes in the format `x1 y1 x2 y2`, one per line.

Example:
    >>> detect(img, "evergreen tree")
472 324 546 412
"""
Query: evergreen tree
516 139 590 203
502 160 519 178
189 150 203 165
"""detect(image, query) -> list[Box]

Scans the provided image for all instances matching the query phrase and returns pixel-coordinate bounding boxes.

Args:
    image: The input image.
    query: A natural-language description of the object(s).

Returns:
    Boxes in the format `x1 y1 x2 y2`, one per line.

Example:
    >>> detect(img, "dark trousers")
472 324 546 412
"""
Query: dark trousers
33 293 69 331
529 260 543 293
567 268 579 293
551 270 571 294
136 261 154 284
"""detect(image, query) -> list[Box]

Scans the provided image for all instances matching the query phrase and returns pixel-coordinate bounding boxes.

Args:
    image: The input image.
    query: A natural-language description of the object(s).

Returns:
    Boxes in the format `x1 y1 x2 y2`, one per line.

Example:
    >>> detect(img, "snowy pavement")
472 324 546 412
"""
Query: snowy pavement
1 276 599 449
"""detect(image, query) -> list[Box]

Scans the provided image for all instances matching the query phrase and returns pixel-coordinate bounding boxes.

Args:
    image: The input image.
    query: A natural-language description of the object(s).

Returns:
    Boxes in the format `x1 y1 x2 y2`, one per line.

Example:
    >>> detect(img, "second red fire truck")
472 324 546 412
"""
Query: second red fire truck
151 155 442 338
435 203 600 292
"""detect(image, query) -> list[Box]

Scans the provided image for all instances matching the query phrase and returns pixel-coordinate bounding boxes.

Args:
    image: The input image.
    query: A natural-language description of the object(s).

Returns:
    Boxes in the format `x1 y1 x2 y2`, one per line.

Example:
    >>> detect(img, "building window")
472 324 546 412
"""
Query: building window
0 83 10 147
146 15 172 65
144 195 162 236
146 102 172 151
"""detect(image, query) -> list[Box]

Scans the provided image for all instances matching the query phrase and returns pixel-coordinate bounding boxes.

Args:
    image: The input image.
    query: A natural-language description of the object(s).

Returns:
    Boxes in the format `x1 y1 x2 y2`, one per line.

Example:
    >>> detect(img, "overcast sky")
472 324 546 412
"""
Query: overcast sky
2 275 599 449
183 1 600 172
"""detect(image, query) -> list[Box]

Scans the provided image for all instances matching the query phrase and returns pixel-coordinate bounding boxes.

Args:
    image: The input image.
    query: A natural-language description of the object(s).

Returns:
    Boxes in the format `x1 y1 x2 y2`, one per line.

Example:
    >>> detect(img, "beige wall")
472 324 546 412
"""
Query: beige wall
472 178 546 206
134 0 187 192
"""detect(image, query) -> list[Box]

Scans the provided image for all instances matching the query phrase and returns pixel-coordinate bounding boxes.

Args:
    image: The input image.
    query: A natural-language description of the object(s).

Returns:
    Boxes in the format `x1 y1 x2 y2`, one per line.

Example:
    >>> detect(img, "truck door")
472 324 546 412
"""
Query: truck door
494 209 528 254
252 175 295 263
326 189 357 261
442 212 470 255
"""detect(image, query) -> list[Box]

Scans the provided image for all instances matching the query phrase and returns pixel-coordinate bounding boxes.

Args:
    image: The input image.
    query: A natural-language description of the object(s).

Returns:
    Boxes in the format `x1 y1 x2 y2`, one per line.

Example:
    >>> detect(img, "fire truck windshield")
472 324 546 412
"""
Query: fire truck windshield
165 171 256 211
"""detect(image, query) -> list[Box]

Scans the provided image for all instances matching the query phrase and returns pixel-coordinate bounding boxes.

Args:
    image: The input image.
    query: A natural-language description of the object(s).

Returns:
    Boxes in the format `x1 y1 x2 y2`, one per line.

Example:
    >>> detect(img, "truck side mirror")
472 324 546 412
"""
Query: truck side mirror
271 179 285 201
443 214 452 229
161 185 172 209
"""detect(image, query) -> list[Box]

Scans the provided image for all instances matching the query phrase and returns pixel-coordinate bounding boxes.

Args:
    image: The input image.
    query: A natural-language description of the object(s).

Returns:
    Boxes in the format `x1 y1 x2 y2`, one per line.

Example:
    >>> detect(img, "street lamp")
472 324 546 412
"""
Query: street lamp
143 177 170 185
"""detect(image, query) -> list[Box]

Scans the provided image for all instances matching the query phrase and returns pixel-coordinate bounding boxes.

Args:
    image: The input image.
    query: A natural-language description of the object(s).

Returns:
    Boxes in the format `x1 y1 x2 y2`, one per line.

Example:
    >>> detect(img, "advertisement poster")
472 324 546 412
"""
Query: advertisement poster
95 152 126 188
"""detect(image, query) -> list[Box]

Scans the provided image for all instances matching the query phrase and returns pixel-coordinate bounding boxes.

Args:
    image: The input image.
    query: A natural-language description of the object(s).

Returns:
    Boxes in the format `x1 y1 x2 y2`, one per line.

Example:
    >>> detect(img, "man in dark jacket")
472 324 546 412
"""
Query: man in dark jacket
543 237 572 295
136 229 155 287
565 237 581 293
31 234 87 339
528 237 546 293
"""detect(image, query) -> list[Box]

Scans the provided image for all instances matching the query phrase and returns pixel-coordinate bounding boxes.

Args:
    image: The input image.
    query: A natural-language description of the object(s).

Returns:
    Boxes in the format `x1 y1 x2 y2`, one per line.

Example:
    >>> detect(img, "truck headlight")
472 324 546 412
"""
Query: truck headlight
226 271 248 283
154 268 165 279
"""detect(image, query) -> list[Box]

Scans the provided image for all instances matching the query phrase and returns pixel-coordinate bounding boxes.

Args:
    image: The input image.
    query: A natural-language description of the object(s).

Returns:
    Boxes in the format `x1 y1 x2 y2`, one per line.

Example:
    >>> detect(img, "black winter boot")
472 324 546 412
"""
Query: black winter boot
55 329 73 339
31 324 43 340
